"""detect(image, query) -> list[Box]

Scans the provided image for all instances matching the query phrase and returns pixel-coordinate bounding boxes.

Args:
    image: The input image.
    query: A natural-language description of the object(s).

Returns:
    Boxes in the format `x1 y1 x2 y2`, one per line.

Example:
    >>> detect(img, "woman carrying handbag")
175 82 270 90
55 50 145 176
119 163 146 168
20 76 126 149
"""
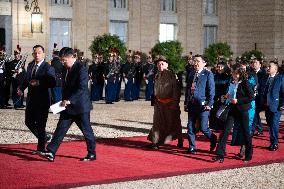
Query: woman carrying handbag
212 64 255 163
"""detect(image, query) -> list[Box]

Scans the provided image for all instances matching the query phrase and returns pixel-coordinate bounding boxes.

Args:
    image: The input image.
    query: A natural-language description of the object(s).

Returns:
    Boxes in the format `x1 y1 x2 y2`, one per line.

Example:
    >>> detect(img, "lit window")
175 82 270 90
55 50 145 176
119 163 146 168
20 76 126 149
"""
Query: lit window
51 0 71 5
161 0 176 12
110 0 127 9
203 0 216 15
49 19 71 55
204 25 217 49
109 21 128 43
159 23 176 42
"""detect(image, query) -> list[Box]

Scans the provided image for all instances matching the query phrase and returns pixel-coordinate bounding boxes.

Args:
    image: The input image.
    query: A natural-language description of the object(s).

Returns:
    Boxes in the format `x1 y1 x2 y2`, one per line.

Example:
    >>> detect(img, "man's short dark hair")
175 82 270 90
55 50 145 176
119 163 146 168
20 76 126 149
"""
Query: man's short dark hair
194 54 208 63
59 47 74 57
33 45 44 52
269 60 279 68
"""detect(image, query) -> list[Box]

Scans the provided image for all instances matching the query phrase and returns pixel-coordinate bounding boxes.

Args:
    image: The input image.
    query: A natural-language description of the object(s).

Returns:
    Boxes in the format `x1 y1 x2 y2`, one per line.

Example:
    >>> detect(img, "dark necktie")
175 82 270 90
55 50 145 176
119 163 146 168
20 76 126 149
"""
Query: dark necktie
31 64 38 78
190 72 199 101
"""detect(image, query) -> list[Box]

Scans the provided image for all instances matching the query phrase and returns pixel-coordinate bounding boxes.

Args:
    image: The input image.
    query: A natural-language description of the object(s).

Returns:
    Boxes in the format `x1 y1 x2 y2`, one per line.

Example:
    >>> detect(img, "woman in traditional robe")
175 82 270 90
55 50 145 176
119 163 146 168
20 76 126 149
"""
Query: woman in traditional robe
147 56 183 149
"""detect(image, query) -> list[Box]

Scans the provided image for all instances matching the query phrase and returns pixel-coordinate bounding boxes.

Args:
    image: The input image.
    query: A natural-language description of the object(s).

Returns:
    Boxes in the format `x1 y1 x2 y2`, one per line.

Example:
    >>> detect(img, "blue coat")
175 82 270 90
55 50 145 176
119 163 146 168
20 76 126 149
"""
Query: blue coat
62 61 92 115
262 74 284 112
185 68 215 110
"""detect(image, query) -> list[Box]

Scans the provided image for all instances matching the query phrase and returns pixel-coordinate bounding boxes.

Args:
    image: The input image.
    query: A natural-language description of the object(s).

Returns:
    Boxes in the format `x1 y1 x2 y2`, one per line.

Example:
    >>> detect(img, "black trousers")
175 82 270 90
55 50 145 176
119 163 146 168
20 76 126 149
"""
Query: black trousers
216 106 253 160
47 112 96 156
25 106 49 151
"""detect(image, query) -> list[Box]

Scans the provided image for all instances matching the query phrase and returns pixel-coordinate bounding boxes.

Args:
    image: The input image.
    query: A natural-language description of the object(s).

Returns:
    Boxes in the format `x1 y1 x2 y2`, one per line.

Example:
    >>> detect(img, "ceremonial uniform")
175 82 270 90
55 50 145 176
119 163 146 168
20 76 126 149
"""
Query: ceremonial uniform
143 62 155 101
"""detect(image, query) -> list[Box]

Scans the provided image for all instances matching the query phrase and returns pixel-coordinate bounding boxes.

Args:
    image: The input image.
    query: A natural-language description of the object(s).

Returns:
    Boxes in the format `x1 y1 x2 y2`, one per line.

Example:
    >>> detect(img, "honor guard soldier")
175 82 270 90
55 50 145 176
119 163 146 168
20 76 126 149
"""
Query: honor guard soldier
89 53 101 101
143 53 155 101
113 49 122 102
11 46 28 108
4 48 15 106
133 51 143 100
50 43 64 103
123 50 136 101
103 49 117 104
0 50 6 108
97 54 105 100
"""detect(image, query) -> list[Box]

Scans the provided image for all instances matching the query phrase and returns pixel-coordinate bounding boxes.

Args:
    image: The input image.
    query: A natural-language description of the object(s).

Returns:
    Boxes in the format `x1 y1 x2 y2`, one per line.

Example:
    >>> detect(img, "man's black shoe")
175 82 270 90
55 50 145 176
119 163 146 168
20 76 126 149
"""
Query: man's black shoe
186 148 197 154
31 150 45 155
40 151 55 162
80 154 96 161
269 144 278 151
210 134 217 152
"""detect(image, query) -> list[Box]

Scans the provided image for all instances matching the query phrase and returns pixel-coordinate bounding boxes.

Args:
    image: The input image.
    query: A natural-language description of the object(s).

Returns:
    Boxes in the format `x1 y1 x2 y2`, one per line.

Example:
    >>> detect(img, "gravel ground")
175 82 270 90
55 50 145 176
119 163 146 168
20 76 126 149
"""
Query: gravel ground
0 99 283 189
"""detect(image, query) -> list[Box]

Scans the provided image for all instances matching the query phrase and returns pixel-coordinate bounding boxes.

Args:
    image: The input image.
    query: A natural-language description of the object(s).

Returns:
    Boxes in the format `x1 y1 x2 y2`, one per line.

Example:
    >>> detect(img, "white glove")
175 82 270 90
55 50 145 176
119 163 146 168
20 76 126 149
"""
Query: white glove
105 80 108 85
125 78 128 84
145 79 149 84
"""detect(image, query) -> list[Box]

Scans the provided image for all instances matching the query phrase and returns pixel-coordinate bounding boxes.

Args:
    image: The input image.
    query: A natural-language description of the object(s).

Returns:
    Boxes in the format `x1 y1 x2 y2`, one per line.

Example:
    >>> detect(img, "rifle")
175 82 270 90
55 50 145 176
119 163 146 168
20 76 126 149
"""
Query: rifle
145 64 154 79
106 61 120 79
126 64 136 79
12 54 28 78
0 55 13 69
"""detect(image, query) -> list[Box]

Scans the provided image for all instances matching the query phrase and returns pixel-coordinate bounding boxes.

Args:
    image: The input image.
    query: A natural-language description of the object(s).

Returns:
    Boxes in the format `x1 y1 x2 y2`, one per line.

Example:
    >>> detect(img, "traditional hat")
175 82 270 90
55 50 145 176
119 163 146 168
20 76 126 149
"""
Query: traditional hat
127 50 132 57
14 45 21 54
154 55 168 64
53 43 59 53
133 51 141 57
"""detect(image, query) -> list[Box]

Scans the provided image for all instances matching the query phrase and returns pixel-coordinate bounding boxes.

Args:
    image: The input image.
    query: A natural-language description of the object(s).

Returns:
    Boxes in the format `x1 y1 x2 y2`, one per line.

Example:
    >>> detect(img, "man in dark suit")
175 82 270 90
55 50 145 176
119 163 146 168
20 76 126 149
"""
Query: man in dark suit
184 55 217 154
41 47 96 162
250 57 266 135
261 61 284 151
18 45 56 154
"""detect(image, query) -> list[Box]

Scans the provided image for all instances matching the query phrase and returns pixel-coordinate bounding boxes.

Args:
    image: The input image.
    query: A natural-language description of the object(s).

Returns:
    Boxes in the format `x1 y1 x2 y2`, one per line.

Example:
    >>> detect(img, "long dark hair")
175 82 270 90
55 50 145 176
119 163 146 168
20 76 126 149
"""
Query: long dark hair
231 63 248 81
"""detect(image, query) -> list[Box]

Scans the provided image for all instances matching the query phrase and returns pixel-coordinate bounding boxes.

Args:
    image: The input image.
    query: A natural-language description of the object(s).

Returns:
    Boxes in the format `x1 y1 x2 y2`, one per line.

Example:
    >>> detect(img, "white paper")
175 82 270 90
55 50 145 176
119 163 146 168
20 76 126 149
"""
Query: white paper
50 101 66 114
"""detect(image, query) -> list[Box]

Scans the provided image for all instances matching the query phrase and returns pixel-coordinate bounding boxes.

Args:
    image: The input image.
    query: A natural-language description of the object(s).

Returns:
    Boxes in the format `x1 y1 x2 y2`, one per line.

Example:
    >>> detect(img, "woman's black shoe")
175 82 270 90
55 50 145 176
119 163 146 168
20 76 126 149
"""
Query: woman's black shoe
212 155 224 163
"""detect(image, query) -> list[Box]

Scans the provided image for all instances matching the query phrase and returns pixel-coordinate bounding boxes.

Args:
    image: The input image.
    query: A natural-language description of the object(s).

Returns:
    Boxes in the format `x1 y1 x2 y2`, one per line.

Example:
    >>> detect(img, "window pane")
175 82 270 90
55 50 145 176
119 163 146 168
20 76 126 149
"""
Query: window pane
49 19 71 56
161 0 175 12
109 21 128 43
204 0 216 15
204 26 217 49
110 0 127 8
159 23 175 42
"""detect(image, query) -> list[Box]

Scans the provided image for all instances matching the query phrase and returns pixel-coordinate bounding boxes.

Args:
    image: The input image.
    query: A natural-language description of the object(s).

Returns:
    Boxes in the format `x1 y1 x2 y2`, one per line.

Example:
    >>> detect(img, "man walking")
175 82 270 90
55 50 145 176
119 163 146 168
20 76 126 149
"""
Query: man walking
184 55 217 154
18 45 56 154
41 47 96 162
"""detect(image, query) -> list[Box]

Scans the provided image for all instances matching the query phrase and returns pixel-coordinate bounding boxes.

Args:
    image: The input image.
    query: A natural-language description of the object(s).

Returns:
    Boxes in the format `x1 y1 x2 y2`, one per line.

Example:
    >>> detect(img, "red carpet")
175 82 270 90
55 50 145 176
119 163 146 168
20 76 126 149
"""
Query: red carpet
0 125 284 189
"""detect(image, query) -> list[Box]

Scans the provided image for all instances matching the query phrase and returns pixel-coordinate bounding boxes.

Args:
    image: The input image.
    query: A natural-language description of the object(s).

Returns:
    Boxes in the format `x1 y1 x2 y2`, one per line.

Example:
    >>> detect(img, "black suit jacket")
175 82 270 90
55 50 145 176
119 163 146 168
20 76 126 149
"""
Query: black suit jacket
62 61 92 115
21 61 56 110
234 80 255 111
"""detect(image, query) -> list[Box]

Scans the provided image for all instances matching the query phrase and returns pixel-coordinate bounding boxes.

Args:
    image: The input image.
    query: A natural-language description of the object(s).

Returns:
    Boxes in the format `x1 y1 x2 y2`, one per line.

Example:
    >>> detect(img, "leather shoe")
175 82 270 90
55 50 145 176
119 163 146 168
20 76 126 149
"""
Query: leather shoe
210 134 217 152
80 154 96 161
243 157 252 162
40 151 55 162
31 150 45 155
212 155 224 163
253 131 263 136
145 143 159 150
269 144 278 151
177 139 183 148
186 148 197 154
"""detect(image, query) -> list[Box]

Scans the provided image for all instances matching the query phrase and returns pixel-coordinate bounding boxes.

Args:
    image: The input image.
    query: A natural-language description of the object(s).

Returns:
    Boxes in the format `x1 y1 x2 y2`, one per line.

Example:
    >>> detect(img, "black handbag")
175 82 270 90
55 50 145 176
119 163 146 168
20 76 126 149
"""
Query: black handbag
216 104 230 122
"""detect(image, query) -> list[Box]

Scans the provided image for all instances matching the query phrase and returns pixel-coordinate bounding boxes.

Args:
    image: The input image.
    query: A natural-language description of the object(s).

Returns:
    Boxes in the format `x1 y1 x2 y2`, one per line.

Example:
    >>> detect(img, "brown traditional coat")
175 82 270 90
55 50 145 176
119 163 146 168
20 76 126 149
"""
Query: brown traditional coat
147 70 183 144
